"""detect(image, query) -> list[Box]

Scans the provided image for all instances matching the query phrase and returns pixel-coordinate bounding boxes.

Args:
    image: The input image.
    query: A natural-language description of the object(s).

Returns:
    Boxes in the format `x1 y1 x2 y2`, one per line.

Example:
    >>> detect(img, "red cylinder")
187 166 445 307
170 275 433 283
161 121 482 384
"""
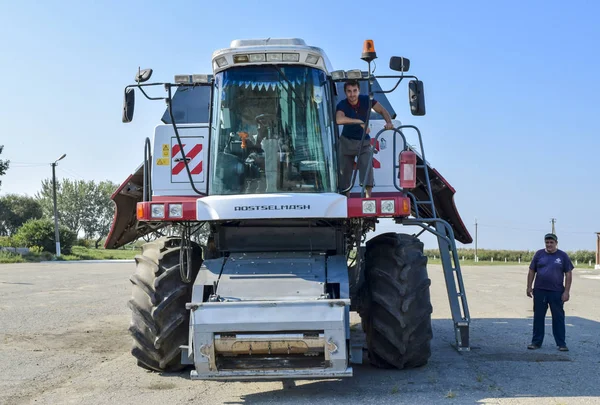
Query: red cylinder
399 150 417 189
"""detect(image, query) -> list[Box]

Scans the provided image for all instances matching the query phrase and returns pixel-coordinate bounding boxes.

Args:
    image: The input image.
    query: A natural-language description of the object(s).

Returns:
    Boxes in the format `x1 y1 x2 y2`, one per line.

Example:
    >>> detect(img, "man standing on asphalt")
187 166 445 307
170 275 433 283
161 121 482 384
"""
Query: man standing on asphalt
526 233 574 351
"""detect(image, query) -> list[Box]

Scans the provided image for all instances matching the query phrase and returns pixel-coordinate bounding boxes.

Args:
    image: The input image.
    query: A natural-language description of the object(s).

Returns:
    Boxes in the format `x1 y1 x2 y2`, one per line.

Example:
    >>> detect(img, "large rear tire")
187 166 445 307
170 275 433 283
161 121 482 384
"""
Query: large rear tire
361 232 433 369
128 237 201 372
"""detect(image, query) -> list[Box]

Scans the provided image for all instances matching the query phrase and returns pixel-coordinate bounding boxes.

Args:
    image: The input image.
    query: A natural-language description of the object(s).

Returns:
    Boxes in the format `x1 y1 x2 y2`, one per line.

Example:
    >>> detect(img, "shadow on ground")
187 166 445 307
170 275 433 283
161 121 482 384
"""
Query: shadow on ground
160 316 600 404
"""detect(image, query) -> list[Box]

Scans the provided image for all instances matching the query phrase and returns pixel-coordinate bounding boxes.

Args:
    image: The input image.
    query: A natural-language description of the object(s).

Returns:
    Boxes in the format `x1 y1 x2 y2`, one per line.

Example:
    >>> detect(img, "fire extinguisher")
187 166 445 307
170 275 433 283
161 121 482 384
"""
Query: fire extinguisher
399 150 417 189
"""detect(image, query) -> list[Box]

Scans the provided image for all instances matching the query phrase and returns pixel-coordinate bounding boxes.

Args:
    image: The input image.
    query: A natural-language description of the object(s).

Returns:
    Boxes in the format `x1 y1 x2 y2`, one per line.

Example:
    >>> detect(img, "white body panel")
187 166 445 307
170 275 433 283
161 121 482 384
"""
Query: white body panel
347 119 406 195
151 121 406 198
211 38 333 74
152 124 209 196
189 299 351 380
196 193 347 220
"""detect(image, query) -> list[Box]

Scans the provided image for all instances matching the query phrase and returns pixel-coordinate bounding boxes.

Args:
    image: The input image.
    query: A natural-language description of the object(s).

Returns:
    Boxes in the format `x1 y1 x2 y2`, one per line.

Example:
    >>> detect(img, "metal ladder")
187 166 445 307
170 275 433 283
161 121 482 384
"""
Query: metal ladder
371 125 471 351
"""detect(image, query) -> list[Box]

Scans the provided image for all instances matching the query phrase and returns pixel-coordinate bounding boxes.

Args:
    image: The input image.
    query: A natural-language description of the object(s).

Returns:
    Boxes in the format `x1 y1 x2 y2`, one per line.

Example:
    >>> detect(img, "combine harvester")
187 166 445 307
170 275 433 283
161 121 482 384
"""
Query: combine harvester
106 38 472 379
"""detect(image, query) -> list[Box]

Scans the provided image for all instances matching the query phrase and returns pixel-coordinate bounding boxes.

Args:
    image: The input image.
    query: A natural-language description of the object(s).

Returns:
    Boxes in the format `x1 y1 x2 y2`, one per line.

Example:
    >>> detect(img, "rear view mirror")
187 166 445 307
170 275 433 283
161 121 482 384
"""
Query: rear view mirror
122 88 135 123
390 57 410 72
135 68 153 83
409 80 426 116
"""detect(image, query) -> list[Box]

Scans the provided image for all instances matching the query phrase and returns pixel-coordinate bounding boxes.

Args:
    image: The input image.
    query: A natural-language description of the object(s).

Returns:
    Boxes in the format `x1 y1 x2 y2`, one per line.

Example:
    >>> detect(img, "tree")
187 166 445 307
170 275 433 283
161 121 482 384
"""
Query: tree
0 194 43 236
0 145 9 190
36 178 93 235
81 180 118 248
36 179 119 248
13 218 77 254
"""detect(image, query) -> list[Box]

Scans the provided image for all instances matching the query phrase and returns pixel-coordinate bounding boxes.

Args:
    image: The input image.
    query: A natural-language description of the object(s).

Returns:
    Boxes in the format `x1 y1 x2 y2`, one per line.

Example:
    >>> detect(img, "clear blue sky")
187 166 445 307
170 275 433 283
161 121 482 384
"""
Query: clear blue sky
0 0 598 251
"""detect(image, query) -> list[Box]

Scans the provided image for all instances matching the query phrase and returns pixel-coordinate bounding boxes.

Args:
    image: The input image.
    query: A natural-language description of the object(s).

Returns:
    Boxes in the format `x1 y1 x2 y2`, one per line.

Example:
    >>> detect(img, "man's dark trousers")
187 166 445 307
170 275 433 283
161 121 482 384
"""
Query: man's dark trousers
532 289 566 347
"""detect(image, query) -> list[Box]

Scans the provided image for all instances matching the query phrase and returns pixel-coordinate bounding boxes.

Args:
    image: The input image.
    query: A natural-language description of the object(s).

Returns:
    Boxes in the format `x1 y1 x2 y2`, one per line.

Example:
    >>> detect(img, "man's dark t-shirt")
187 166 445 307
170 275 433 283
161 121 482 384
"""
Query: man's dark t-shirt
336 95 378 140
529 249 574 292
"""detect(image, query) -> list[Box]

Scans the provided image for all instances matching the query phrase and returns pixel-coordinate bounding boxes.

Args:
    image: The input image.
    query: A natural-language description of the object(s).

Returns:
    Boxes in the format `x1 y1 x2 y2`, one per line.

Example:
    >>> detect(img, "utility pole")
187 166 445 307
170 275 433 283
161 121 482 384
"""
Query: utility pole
475 218 478 262
550 218 556 234
52 154 67 257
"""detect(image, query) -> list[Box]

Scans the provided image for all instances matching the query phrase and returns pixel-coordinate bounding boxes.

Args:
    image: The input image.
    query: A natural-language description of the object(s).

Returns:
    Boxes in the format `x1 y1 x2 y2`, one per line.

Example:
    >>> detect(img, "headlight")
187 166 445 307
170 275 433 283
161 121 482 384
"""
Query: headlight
169 204 183 218
215 56 228 67
346 69 362 79
174 75 191 84
233 54 249 63
331 70 346 80
381 200 395 214
282 53 300 62
305 54 320 64
192 74 209 84
362 200 376 214
249 53 266 62
151 204 165 218
267 53 283 62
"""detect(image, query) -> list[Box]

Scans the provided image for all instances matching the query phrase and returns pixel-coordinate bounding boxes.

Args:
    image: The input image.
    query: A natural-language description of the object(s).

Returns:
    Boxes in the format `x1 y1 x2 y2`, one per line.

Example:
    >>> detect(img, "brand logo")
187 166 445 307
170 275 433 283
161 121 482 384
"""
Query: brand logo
380 137 387 150
555 258 562 264
234 205 311 211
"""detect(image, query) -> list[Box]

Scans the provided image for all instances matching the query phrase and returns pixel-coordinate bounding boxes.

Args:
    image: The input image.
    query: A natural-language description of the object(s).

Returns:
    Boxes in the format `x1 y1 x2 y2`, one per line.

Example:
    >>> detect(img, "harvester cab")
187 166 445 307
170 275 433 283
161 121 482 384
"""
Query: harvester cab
108 38 473 380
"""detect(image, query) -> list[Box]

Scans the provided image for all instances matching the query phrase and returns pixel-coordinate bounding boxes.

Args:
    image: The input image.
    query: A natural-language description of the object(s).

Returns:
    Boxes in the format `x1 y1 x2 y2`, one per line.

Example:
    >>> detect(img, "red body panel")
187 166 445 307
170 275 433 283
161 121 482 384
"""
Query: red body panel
105 153 473 248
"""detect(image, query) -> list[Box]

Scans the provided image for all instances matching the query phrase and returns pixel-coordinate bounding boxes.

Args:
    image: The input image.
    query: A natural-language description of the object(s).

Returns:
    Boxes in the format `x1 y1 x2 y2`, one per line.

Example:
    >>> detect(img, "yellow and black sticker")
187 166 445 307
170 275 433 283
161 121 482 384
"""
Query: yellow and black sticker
162 144 170 157
156 158 169 166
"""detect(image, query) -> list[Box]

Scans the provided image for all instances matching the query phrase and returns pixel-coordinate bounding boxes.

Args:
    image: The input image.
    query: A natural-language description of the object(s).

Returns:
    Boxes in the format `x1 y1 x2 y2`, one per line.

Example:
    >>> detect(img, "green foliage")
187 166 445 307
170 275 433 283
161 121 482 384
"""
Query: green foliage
76 238 94 248
80 180 118 248
36 179 118 247
0 145 9 190
13 218 77 254
36 178 90 234
0 194 43 236
425 248 596 264
0 250 24 263
0 236 17 247
568 250 596 263
29 246 44 253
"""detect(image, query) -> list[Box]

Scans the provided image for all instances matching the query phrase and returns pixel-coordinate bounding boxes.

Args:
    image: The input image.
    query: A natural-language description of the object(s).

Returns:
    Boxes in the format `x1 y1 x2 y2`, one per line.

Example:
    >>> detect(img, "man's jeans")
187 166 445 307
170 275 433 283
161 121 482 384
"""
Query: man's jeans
532 289 566 347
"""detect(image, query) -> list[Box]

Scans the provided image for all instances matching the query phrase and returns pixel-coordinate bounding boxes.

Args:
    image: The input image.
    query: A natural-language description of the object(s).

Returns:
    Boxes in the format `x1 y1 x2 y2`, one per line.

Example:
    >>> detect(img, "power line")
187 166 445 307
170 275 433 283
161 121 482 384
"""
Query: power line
57 167 85 180
9 163 48 168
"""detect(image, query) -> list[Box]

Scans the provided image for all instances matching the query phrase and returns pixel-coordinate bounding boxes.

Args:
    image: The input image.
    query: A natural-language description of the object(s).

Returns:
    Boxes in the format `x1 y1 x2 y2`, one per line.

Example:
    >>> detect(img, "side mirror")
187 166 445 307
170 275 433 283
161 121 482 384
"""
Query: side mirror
408 80 426 116
122 88 135 123
389 56 410 72
135 68 153 83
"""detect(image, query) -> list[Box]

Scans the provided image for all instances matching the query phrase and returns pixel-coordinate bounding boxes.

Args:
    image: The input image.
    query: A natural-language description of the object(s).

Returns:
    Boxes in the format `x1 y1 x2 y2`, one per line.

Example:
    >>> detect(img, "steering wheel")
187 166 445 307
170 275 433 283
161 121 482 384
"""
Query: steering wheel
255 113 277 126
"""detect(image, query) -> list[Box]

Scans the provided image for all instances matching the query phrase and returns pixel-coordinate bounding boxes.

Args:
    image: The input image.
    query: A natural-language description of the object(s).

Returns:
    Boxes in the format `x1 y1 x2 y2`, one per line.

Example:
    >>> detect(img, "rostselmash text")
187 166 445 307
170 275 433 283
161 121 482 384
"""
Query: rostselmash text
234 205 311 211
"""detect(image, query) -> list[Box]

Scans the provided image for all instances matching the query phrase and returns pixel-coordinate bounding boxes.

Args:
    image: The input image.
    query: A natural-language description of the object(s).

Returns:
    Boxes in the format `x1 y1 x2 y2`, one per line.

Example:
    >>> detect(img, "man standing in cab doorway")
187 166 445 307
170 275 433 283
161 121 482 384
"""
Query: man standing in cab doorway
336 80 394 198
526 233 574 351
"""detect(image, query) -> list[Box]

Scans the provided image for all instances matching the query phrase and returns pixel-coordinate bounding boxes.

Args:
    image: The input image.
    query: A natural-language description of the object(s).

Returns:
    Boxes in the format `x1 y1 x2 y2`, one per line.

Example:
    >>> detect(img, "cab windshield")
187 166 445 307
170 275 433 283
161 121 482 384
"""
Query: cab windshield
209 65 336 195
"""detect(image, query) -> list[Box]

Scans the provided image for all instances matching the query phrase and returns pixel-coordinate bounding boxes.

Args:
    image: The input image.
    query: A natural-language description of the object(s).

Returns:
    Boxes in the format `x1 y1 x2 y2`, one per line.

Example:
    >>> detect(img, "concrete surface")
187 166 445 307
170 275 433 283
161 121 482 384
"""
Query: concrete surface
1 262 599 405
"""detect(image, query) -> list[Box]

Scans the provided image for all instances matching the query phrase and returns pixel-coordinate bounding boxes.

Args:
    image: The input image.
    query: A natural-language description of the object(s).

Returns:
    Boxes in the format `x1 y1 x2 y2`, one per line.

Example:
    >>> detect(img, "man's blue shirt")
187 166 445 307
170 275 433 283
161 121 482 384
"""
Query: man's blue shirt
336 95 378 140
530 249 574 292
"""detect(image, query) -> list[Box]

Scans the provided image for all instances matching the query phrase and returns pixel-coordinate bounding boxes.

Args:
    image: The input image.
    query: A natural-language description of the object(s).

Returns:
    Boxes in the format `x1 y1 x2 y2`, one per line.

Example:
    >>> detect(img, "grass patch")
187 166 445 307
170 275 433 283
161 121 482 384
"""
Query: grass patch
61 246 139 261
0 246 139 263
0 250 26 263
0 250 55 263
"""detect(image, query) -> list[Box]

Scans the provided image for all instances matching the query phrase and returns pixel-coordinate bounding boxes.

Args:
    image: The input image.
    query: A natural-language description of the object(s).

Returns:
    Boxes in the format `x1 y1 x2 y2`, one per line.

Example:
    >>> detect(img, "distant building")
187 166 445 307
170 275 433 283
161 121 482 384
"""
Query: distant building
596 232 600 270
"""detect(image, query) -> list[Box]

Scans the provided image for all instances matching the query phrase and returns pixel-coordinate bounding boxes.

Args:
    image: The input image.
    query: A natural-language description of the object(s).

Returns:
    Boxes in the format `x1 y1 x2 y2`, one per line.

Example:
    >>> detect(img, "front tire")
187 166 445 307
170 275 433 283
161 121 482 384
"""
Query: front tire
361 233 433 369
128 237 201 371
